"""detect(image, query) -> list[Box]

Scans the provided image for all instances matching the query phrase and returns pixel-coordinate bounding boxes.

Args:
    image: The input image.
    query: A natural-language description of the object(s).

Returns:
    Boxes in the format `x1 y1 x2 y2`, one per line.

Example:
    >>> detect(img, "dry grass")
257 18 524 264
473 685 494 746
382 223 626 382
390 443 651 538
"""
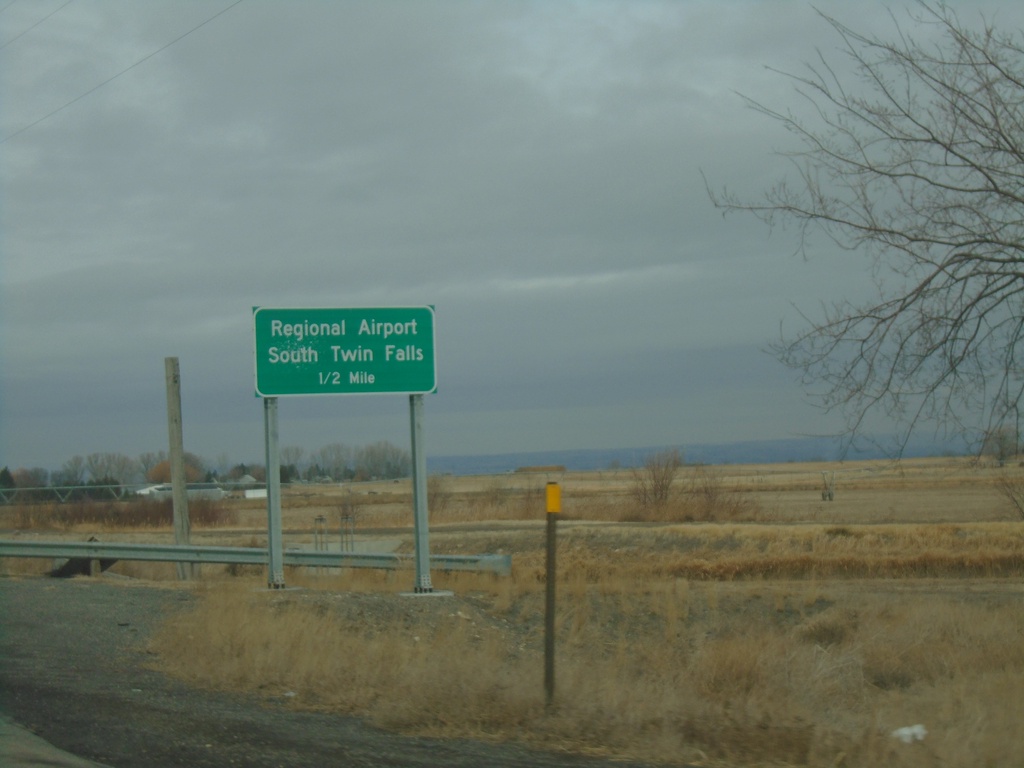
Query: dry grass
429 520 1024 583
150 573 1024 767
6 456 1024 765
5 498 237 530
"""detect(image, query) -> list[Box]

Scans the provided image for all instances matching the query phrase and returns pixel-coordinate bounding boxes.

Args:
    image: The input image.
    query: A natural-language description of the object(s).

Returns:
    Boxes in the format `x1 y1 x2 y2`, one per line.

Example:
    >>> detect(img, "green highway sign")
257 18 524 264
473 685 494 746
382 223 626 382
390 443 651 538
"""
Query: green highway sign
253 306 436 396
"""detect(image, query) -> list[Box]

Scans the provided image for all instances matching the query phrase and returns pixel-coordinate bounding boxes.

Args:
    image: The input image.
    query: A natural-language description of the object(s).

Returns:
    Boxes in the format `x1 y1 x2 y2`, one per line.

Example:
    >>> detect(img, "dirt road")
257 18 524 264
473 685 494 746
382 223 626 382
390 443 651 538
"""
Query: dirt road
0 576 654 768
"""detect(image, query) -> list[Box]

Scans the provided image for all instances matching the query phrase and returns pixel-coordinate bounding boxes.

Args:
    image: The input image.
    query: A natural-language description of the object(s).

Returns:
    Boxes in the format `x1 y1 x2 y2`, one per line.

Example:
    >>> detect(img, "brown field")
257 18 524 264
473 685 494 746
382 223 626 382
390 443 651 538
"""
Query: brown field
3 455 1024 766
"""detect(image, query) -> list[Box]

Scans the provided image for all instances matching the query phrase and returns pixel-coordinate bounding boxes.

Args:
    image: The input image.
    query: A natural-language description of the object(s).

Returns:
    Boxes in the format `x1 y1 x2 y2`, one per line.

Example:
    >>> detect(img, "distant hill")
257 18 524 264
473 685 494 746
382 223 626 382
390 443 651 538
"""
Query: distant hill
427 435 968 476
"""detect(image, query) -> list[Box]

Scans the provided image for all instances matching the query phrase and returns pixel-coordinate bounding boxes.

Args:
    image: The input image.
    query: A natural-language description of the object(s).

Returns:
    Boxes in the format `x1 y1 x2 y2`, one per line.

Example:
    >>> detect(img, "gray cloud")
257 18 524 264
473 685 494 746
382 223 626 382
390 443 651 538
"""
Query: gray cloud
3 0 1017 469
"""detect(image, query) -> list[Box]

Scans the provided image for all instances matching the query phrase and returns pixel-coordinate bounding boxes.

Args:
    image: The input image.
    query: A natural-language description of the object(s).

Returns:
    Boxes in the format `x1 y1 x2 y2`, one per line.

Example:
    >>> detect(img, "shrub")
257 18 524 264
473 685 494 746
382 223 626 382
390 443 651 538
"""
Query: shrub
427 473 453 515
630 449 682 508
681 465 759 522
994 469 1024 520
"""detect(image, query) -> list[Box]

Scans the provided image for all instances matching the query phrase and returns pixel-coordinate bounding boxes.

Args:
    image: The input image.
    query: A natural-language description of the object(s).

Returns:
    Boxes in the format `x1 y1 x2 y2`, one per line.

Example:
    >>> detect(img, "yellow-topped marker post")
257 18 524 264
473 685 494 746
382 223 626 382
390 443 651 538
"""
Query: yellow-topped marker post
545 481 560 708
546 482 561 514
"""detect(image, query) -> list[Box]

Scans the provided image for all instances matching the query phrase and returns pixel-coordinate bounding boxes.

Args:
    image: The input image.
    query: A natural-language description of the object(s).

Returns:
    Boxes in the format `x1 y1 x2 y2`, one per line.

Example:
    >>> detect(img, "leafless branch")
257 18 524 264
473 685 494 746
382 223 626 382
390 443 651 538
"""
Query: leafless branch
707 1 1024 454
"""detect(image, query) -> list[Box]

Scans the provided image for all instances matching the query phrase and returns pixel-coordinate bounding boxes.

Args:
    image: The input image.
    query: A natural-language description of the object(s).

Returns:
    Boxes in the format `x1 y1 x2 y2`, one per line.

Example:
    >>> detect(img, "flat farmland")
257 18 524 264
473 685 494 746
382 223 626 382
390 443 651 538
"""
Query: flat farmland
3 456 1024 767
242 455 1017 530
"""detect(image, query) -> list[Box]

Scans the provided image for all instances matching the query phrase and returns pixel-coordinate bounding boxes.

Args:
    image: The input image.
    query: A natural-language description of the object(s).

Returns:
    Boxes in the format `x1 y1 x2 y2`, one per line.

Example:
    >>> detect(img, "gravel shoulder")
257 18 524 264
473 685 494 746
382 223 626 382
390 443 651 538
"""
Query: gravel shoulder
0 575 653 768
1 713 111 767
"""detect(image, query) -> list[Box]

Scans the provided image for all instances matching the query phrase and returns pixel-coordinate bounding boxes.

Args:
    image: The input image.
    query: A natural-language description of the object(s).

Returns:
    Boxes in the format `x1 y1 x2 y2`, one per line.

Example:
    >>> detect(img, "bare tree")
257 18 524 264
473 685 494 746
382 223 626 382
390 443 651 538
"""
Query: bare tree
354 441 411 480
138 451 166 478
311 443 353 481
145 453 205 483
995 470 1024 520
280 445 306 469
707 2 1024 453
631 449 683 508
85 452 141 484
53 455 87 486
279 445 306 483
212 452 232 478
12 467 49 489
982 426 1020 465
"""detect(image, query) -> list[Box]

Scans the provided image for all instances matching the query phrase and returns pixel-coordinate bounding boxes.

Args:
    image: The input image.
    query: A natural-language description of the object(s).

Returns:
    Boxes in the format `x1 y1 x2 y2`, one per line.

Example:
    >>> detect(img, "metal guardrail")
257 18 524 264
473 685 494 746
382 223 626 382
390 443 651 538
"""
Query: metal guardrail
0 485 133 504
0 483 260 505
0 539 511 576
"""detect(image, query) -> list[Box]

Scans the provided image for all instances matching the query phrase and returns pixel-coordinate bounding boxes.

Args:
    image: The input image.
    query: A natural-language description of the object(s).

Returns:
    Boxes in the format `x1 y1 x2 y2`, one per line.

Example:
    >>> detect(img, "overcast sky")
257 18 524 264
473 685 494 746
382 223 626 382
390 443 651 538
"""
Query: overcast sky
2 0 1019 473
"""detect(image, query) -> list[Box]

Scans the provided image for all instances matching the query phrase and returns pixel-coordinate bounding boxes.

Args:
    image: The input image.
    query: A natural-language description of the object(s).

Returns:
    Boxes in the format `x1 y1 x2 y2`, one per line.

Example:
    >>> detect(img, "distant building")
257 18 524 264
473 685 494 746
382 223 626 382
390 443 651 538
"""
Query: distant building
146 483 226 501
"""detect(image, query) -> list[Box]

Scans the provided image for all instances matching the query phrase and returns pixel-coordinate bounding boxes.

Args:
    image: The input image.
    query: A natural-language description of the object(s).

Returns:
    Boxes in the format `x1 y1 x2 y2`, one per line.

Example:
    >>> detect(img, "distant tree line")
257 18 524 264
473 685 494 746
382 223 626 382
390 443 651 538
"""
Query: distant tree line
0 440 412 495
278 441 410 483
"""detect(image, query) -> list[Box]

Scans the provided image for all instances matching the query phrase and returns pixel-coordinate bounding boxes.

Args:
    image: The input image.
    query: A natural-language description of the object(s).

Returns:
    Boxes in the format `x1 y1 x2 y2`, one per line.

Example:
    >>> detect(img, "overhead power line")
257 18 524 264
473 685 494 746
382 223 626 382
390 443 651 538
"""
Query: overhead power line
0 0 76 52
1 0 244 145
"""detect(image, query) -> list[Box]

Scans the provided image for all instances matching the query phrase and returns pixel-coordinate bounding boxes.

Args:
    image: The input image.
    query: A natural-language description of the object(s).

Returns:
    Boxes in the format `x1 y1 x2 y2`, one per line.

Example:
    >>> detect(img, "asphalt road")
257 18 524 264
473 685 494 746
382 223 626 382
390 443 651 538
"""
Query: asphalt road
0 576 656 768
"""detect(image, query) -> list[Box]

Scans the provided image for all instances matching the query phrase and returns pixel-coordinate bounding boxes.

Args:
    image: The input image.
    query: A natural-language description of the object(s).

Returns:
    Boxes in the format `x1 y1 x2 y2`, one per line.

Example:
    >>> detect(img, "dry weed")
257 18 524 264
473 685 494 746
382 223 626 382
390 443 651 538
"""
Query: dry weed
622 465 762 523
993 467 1024 519
5 499 237 530
9 457 1024 764
150 575 1024 767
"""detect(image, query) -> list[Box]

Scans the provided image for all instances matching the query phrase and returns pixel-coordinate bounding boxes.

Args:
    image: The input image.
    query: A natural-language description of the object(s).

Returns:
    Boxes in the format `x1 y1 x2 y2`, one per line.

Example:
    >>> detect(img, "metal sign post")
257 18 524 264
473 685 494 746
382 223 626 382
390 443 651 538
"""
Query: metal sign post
263 397 285 589
409 393 432 592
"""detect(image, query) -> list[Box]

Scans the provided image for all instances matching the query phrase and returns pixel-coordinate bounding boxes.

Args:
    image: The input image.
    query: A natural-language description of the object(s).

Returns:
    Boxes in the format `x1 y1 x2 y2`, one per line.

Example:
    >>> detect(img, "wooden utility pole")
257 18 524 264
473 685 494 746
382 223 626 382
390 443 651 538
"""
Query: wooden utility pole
165 357 193 580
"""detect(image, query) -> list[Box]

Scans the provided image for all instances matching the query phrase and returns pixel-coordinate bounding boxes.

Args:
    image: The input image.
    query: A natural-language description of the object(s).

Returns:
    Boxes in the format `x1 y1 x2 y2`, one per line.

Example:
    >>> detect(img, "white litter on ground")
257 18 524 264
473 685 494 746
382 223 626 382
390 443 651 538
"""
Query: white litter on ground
891 724 928 743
